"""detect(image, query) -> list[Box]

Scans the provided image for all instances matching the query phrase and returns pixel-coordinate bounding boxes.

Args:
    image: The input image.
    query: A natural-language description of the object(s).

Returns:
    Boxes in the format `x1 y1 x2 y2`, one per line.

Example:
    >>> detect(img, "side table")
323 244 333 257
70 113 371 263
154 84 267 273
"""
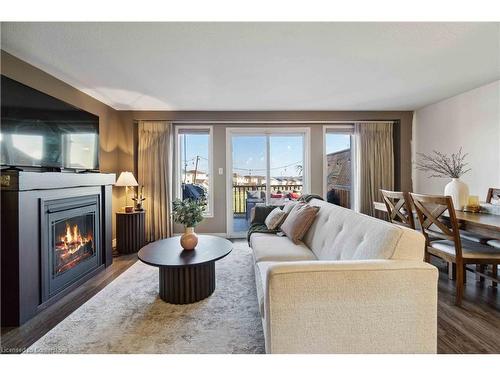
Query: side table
116 211 146 254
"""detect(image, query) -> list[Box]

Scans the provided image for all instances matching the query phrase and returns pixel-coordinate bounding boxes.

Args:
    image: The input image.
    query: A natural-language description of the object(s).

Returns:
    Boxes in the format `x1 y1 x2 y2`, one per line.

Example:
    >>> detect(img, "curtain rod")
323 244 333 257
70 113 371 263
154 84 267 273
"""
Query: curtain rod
167 120 397 125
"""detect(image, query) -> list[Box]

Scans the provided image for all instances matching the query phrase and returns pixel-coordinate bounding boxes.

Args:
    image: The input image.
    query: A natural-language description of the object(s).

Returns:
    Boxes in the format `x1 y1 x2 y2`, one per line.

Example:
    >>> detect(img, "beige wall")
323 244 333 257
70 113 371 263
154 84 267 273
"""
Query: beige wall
413 80 500 198
118 111 414 234
1 51 125 238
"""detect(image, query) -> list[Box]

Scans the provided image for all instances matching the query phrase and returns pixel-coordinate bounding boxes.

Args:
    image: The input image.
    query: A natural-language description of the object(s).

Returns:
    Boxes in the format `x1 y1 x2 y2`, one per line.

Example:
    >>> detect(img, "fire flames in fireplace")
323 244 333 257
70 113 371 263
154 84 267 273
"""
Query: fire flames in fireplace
55 223 94 274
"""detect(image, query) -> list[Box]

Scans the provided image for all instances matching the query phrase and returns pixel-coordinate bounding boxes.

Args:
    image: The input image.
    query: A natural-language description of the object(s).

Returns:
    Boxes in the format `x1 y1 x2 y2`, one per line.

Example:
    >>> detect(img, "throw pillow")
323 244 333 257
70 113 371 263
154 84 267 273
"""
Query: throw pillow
264 207 287 230
251 205 279 225
280 203 320 244
282 201 297 214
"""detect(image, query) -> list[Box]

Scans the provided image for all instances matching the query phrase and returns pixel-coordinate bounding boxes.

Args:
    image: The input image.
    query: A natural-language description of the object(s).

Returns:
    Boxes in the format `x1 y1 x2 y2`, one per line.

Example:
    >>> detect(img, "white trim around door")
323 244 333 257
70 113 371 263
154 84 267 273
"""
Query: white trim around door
226 127 311 238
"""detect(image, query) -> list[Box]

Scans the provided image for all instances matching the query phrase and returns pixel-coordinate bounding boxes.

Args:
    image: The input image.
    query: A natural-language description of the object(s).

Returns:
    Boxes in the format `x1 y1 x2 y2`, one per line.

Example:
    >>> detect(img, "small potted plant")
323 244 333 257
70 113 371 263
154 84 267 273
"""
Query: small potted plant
171 197 206 250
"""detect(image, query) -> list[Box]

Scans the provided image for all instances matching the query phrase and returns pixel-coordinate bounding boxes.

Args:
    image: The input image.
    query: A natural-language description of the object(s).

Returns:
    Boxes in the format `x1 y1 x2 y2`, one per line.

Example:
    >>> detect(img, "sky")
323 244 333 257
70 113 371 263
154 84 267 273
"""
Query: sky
180 132 351 178
326 133 351 154
180 133 210 174
233 135 305 177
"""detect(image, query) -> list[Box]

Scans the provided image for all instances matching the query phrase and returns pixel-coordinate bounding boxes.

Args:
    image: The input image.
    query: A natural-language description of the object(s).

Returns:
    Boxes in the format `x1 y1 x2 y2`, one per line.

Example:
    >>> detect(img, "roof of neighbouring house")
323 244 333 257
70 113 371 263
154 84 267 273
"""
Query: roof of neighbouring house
327 148 351 188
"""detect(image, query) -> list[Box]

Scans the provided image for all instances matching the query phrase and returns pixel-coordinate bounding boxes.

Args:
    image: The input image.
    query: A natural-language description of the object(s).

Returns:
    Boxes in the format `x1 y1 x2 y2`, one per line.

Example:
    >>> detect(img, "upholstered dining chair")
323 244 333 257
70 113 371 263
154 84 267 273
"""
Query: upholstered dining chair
380 189 415 229
410 193 500 306
484 188 500 285
486 187 500 204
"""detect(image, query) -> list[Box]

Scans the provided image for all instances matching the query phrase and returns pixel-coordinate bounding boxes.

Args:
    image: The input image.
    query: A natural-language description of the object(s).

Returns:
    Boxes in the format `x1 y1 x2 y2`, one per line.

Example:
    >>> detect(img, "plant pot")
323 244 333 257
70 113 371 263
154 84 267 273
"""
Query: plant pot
180 227 198 250
444 178 469 210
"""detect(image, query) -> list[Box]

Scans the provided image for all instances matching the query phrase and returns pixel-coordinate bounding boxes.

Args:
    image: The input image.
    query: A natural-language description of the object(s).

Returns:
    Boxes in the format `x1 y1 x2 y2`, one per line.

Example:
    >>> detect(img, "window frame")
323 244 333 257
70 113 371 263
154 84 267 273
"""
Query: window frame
225 127 311 238
174 125 214 218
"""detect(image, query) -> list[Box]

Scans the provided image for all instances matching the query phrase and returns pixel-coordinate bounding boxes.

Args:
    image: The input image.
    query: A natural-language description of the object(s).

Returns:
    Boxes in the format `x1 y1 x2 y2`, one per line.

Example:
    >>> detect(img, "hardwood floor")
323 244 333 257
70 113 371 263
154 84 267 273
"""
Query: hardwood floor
1 253 138 353
434 258 500 354
1 253 498 354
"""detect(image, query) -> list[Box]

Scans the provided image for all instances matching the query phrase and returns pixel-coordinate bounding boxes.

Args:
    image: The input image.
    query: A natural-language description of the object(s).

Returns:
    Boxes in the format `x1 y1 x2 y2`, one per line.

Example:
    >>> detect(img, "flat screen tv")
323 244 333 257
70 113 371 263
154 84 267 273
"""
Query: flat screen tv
1 75 99 171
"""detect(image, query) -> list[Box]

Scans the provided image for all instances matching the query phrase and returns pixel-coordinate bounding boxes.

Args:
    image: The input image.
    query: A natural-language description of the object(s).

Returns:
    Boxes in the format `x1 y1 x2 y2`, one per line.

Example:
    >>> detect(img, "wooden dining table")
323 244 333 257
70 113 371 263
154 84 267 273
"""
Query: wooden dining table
373 201 500 240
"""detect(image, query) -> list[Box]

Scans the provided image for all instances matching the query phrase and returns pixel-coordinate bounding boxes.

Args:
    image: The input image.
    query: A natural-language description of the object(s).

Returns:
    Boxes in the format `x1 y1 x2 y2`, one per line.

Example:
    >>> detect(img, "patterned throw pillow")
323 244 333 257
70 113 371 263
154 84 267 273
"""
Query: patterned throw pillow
282 201 297 214
264 207 287 230
280 203 320 244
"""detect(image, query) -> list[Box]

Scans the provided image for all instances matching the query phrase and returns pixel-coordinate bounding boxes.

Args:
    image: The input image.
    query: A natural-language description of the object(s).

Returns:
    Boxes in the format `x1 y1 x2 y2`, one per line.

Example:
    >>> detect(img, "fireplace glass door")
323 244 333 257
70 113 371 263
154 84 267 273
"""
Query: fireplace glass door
43 195 101 301
53 213 95 276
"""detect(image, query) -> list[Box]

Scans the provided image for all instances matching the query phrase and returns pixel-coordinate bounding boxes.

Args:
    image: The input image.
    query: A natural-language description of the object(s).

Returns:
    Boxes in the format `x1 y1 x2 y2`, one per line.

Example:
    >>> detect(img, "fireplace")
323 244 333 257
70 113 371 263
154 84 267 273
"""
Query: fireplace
1 171 114 326
42 195 102 301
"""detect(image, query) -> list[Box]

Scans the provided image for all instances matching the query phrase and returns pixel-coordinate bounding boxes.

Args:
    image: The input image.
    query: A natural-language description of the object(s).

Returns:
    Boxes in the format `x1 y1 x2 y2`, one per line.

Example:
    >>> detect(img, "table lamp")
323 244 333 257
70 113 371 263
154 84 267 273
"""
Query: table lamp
116 171 139 213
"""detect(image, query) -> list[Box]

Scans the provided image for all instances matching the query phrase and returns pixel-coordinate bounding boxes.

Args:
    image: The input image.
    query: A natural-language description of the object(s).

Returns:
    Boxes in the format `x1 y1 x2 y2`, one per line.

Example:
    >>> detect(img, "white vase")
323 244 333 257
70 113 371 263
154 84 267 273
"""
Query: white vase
444 178 469 210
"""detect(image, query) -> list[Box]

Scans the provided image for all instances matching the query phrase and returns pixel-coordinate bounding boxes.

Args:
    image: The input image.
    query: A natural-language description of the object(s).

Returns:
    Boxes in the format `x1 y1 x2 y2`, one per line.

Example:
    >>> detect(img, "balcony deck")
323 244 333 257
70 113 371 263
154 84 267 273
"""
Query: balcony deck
233 215 249 233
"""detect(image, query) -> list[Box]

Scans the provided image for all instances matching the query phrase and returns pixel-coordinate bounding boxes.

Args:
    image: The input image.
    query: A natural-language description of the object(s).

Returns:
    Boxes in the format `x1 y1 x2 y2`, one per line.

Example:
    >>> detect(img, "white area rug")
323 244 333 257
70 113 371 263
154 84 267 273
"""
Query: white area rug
26 240 265 354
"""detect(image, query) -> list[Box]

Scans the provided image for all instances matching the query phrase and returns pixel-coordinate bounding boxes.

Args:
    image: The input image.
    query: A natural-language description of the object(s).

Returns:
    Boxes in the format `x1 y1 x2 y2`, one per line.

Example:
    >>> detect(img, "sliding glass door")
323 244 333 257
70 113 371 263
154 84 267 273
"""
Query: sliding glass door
227 128 309 237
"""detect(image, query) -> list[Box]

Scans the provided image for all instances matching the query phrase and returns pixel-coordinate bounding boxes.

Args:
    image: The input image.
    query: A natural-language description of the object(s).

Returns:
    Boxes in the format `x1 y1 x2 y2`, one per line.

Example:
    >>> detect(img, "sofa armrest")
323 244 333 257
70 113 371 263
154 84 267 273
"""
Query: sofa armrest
262 259 438 354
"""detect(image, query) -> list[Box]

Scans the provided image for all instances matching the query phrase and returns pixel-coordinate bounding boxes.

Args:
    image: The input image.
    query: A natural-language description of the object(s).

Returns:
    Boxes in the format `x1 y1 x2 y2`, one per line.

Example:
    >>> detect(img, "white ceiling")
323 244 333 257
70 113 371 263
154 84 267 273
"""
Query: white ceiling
1 22 499 111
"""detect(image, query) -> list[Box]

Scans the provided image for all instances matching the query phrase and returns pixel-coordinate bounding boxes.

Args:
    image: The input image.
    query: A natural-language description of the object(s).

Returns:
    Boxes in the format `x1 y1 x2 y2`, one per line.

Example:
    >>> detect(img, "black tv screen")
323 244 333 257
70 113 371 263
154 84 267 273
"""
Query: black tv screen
1 75 99 170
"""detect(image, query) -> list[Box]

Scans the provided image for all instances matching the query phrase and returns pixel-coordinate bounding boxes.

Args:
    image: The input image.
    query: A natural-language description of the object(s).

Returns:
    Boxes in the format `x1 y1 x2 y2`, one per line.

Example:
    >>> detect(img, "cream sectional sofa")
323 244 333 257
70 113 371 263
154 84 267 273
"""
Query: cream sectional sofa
250 198 438 354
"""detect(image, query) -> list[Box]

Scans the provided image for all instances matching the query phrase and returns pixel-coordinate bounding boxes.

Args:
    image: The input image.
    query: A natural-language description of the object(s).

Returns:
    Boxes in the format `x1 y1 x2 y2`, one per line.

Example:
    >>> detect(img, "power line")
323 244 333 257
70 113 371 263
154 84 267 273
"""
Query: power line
182 155 302 173
233 160 302 172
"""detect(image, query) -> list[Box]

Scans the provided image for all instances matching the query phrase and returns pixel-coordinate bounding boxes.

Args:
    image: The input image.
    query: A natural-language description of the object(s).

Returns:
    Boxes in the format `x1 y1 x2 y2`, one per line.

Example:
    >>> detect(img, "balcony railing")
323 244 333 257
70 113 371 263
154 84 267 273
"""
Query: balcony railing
327 185 351 209
232 184 303 214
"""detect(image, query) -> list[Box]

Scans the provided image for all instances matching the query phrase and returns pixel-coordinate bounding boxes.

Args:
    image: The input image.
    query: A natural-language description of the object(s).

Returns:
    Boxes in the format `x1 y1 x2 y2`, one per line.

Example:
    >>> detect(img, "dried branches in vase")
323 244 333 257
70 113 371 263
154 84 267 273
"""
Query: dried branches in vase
415 148 471 179
415 148 471 210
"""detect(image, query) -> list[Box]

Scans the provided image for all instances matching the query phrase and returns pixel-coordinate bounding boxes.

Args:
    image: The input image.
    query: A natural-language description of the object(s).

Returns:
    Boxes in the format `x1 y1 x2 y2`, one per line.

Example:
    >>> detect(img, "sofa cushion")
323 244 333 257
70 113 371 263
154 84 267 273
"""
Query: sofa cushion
280 203 320 244
250 233 317 263
265 207 287 230
302 199 425 261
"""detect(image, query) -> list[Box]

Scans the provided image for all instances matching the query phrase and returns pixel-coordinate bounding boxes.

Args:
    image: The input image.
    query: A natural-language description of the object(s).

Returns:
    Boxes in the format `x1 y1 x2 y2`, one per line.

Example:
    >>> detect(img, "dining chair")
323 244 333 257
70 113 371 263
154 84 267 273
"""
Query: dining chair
410 193 500 306
486 187 500 204
380 189 415 229
484 188 500 285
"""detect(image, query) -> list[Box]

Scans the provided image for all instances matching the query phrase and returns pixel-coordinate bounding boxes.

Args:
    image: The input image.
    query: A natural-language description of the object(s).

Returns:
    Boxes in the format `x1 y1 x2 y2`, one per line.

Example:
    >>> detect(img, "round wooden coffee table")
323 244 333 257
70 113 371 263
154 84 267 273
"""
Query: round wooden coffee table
138 235 232 304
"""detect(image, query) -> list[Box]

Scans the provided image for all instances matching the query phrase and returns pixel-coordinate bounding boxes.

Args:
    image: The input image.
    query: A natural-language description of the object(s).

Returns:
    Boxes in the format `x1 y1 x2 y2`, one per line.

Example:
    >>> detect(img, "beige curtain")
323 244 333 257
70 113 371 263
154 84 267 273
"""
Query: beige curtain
138 120 173 241
355 122 394 216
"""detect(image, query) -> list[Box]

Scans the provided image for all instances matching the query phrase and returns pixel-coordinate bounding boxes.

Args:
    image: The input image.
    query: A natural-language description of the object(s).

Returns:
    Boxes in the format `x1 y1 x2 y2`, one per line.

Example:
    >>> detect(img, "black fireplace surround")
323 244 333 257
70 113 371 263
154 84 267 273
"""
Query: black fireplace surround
1 171 114 326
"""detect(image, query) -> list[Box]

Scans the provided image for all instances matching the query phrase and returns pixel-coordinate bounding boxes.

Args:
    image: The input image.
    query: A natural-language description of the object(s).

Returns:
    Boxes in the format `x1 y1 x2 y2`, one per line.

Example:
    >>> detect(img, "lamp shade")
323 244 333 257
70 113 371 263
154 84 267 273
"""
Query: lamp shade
115 171 138 187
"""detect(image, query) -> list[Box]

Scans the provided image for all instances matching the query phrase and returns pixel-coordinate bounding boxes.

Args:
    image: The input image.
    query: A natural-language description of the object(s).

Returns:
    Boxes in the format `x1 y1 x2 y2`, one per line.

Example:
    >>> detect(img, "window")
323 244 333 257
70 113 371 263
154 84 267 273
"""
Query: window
175 126 213 216
323 125 356 209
